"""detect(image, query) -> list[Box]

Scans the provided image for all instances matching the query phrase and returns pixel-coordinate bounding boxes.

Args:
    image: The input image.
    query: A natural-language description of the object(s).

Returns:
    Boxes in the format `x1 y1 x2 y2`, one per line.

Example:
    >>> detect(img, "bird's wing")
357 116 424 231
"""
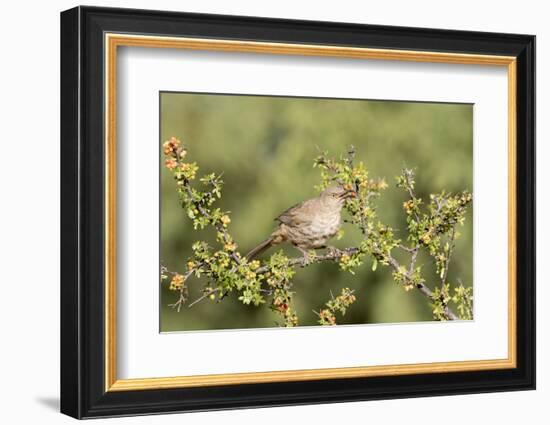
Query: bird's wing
275 199 315 226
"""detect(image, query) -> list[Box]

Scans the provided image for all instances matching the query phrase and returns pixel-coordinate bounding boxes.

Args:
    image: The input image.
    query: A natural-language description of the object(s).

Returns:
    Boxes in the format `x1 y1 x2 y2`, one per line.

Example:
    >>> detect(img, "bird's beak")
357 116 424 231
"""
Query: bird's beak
339 190 357 199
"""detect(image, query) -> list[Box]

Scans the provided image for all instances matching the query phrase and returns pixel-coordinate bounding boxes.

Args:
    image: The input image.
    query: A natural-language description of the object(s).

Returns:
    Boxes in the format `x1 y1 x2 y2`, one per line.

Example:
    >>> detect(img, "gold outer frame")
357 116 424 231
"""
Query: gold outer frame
104 33 517 392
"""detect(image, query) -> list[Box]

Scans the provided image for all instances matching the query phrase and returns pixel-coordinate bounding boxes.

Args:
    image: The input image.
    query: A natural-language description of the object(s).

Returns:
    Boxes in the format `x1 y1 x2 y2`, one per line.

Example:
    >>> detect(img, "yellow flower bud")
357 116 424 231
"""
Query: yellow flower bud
169 273 185 291
224 242 237 252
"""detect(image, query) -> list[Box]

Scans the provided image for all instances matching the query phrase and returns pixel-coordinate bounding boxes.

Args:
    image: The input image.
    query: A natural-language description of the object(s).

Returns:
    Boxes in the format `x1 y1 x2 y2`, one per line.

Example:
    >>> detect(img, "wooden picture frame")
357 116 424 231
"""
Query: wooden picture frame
60 5 535 419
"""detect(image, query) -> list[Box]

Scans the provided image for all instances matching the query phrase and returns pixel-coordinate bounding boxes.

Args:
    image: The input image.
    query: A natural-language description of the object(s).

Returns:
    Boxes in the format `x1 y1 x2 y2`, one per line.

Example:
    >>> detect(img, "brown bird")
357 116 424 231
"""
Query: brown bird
246 186 356 261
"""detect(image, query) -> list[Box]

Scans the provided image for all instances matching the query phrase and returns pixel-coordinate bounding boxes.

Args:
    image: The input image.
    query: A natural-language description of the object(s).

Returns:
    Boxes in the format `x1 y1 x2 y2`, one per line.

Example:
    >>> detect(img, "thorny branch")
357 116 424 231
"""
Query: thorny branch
161 137 473 324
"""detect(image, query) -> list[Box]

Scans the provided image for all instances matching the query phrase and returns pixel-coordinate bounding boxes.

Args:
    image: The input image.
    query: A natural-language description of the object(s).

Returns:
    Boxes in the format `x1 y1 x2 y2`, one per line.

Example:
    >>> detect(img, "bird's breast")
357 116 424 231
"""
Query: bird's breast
287 208 341 248
312 210 341 237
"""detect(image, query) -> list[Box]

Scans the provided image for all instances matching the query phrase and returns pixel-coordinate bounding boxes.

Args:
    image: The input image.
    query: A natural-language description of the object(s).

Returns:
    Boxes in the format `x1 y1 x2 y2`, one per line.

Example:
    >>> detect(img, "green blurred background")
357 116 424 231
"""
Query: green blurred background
160 92 473 332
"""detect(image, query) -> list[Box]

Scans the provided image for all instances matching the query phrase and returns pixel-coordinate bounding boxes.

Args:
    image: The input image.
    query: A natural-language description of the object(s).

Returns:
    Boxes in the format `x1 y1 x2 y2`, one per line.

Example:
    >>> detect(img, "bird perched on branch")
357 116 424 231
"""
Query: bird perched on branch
246 185 357 261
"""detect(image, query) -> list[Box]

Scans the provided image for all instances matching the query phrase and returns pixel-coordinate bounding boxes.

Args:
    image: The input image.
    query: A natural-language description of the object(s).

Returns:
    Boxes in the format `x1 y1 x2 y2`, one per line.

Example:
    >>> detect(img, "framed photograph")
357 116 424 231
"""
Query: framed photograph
60 6 535 419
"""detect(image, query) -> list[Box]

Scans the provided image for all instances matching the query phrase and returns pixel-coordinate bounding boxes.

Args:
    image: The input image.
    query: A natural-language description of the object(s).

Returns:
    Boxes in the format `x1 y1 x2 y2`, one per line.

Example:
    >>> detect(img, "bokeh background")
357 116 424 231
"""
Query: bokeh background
160 92 473 332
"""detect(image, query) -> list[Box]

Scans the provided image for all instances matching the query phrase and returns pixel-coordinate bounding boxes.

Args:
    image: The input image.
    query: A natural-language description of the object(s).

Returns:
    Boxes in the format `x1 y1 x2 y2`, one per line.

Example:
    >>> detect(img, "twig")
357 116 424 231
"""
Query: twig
180 172 242 266
399 244 417 253
441 227 456 290
254 247 360 275
188 287 220 308
160 264 179 277
162 254 201 312
386 250 458 321
408 247 419 276
403 168 422 224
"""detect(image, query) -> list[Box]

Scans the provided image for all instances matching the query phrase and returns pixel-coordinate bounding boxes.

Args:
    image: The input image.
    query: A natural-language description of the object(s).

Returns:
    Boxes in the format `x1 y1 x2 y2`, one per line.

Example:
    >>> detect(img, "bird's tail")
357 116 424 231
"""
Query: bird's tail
246 237 274 260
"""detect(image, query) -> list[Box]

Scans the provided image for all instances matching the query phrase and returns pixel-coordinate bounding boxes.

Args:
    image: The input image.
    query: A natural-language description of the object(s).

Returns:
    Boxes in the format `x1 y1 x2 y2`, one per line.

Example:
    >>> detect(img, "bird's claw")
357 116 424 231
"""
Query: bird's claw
325 246 341 257
301 252 313 266
295 247 314 266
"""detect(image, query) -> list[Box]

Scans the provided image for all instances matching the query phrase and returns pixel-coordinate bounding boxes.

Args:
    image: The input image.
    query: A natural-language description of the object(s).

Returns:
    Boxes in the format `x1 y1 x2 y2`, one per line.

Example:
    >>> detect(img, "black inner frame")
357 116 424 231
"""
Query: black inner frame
60 6 535 419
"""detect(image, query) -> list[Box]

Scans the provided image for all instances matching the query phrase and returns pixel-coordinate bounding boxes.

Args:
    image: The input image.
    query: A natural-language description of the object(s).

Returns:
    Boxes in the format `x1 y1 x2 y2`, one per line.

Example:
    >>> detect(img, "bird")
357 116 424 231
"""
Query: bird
246 185 357 261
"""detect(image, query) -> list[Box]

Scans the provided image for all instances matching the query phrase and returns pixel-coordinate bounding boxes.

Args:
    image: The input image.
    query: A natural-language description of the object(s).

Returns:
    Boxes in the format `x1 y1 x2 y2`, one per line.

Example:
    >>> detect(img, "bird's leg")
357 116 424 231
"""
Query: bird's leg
294 245 313 266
